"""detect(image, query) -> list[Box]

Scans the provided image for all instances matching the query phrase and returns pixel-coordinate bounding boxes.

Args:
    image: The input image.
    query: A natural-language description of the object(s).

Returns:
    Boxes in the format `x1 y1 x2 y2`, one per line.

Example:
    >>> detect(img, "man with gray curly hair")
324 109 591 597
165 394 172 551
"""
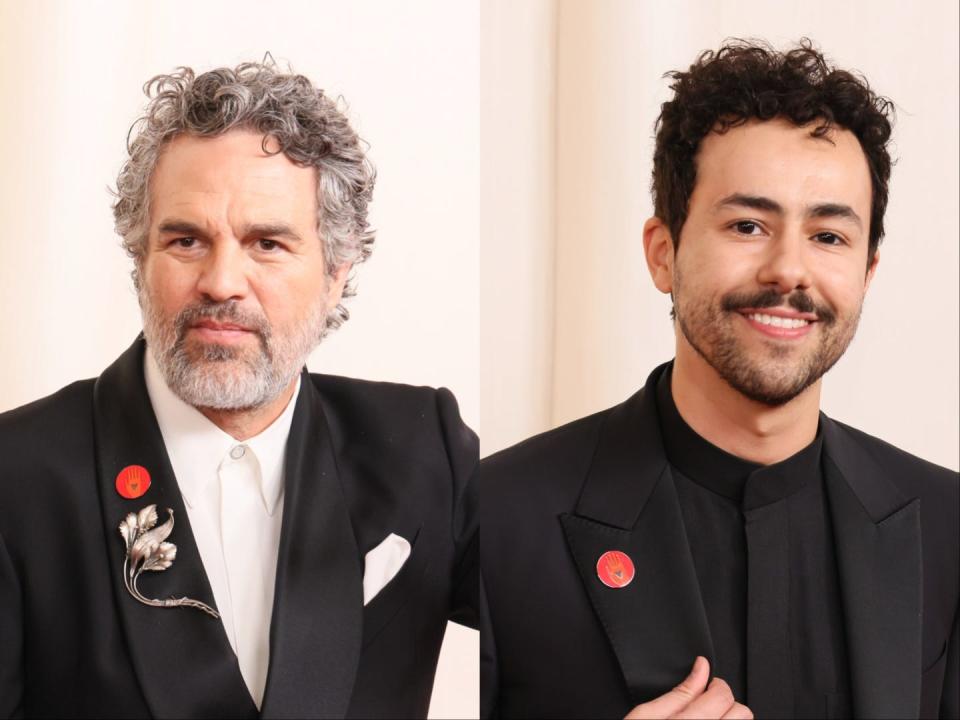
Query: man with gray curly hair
118 61 376 415
0 61 477 719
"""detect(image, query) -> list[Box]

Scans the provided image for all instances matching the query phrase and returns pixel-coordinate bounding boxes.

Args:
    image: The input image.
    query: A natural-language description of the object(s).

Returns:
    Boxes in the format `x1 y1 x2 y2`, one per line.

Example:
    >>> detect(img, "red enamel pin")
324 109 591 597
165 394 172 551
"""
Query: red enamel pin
596 550 635 589
116 465 151 499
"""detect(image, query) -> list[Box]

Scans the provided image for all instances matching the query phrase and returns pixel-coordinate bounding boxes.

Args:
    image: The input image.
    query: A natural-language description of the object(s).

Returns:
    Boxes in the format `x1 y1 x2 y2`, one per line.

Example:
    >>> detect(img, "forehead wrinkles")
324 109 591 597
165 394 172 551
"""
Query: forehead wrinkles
149 133 318 221
151 189 316 245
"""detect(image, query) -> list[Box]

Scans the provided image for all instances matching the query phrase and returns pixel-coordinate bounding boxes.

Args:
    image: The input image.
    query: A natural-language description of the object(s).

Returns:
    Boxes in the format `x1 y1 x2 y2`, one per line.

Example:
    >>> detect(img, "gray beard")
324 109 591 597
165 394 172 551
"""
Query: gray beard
140 290 327 411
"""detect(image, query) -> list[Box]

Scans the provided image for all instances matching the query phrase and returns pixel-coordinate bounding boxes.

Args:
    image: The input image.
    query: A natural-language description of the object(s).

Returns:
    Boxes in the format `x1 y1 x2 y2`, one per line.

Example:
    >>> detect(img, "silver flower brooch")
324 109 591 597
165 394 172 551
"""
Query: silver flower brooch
118 504 219 618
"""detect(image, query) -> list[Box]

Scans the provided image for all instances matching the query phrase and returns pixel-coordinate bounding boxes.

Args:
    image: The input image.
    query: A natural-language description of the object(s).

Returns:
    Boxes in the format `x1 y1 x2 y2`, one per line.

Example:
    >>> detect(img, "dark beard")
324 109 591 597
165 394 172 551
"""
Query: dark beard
675 284 859 406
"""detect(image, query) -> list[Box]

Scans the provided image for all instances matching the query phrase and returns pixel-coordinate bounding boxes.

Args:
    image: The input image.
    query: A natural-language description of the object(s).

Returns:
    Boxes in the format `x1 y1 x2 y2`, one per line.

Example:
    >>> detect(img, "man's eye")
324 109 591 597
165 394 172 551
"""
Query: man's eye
258 239 282 252
814 232 844 246
173 237 196 248
732 221 763 235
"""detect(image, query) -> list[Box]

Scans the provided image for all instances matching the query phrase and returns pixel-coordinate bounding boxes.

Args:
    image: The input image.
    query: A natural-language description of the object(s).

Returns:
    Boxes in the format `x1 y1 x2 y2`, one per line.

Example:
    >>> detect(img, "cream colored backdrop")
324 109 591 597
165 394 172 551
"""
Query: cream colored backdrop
0 1 478 716
481 0 959 474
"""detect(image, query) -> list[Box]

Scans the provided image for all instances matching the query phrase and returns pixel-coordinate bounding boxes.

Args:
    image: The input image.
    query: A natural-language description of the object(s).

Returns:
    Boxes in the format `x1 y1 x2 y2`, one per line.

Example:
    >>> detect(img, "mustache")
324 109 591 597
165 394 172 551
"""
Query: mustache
174 301 272 345
720 288 837 324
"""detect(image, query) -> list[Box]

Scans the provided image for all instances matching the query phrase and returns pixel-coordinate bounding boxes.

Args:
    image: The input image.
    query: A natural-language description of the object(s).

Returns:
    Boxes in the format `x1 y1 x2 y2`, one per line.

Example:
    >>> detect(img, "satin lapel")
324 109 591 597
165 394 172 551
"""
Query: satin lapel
93 337 257 719
259 373 363 720
822 415 922 720
560 364 714 704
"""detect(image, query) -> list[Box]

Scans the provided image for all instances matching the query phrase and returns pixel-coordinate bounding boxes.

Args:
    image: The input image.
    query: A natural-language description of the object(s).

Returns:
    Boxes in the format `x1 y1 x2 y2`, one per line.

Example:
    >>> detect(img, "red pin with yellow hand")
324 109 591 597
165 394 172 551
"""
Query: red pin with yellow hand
115 465 151 500
596 550 635 589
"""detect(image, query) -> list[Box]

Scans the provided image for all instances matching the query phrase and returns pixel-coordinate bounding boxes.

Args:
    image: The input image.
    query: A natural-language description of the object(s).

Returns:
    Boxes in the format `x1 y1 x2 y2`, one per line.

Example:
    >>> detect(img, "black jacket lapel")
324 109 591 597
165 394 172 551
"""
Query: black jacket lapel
93 337 257 718
822 415 922 719
560 365 714 704
259 373 363 720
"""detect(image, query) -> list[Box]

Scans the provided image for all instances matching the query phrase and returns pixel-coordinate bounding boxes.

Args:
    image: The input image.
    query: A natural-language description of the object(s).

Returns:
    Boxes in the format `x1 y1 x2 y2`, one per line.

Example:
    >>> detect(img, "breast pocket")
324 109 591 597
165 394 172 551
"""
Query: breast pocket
361 527 430 648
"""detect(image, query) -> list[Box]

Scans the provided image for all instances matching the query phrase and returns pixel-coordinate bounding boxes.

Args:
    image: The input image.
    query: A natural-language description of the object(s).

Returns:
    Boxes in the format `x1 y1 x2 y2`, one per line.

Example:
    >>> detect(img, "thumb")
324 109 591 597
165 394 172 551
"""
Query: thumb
624 656 710 719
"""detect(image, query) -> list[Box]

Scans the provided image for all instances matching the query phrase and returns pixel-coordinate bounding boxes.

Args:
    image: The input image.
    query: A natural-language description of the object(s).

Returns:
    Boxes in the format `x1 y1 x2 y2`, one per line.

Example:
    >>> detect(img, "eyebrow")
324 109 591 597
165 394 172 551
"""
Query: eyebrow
714 193 863 229
156 219 305 243
715 193 784 214
806 202 863 229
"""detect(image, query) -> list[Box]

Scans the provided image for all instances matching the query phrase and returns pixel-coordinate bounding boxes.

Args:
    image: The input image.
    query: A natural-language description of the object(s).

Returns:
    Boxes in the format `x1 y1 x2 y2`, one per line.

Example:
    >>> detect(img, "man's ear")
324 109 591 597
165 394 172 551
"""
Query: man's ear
326 263 352 312
864 249 880 294
643 217 675 294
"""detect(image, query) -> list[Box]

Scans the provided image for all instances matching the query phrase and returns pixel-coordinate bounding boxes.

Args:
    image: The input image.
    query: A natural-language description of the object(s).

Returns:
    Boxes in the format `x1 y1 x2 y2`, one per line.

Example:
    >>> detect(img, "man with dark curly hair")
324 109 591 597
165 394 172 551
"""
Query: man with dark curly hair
481 40 957 719
0 61 477 718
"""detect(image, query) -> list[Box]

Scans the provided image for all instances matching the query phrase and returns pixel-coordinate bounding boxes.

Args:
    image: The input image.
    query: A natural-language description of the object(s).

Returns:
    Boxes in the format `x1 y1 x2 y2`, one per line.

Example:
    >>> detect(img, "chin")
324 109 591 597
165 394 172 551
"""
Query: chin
720 361 819 407
186 342 250 364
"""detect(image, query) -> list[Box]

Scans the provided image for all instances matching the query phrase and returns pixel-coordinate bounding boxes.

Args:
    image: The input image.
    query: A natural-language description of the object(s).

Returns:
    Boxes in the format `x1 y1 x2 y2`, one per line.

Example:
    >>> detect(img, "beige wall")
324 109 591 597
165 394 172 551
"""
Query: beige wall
480 0 558 456
482 0 959 473
0 1 478 716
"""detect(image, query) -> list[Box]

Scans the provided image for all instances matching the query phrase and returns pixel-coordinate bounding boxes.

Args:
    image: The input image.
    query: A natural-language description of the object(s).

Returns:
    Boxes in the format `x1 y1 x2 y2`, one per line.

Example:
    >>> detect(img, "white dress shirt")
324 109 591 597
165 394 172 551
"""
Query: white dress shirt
144 350 300 709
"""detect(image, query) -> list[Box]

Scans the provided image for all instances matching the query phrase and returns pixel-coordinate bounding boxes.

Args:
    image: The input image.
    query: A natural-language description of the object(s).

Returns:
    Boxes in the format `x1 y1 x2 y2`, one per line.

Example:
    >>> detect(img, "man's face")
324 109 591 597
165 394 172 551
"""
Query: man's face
670 118 876 406
139 130 348 410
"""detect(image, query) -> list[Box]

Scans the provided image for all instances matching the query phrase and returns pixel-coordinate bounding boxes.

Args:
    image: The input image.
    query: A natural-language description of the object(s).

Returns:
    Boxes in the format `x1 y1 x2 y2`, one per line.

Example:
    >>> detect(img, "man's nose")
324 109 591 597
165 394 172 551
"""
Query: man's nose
756 229 813 295
195 241 250 302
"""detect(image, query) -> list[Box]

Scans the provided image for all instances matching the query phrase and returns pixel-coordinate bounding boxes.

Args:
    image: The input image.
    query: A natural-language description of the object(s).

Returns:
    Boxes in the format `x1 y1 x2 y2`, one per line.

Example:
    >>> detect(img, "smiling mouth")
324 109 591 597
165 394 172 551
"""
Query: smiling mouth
744 312 811 329
737 309 818 337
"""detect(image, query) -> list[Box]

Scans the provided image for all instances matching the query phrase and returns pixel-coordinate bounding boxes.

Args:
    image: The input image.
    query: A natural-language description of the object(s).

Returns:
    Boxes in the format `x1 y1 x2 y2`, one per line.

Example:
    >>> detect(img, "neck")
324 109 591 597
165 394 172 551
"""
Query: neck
197 378 298 441
671 334 820 465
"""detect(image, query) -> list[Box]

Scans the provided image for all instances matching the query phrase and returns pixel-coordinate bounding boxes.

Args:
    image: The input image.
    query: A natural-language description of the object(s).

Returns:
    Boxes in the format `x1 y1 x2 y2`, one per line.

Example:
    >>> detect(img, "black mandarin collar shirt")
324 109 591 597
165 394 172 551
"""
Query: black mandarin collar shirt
655 366 852 719
657 367 822 510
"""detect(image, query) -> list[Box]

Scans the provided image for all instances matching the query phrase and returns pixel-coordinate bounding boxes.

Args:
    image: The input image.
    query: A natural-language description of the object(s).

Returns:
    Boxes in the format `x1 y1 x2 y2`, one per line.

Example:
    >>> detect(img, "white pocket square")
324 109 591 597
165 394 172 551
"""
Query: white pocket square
362 533 411 606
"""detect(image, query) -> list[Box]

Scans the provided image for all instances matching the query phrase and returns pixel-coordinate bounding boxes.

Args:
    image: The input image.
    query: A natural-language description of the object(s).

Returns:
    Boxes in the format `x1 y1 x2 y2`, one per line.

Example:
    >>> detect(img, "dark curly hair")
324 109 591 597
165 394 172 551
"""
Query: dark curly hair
652 38 894 265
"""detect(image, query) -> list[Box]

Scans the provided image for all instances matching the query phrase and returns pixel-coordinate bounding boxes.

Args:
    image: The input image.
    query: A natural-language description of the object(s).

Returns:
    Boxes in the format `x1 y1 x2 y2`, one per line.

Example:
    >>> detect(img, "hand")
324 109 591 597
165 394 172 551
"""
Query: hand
624 656 752 719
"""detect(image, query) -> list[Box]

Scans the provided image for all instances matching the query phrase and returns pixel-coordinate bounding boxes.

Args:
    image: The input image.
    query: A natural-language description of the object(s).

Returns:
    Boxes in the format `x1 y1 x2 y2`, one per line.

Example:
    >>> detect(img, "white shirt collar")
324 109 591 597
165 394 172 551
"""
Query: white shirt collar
143 347 301 516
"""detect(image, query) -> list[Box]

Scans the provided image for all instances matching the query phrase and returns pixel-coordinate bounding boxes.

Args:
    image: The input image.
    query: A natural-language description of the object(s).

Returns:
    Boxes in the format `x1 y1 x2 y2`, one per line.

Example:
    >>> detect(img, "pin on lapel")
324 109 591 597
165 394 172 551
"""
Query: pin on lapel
596 550 635 589
116 465 151 499
118 504 219 618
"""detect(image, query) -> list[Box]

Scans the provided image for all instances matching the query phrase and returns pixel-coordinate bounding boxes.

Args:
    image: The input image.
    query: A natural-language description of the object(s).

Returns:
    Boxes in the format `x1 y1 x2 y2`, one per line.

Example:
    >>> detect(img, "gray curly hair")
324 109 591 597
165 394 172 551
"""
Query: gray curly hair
112 59 376 333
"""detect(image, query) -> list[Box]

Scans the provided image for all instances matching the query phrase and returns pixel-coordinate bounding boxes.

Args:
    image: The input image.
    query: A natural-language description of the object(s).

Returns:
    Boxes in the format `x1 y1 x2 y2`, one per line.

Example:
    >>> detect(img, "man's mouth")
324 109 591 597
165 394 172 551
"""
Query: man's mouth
736 308 818 337
188 320 255 341
192 320 252 332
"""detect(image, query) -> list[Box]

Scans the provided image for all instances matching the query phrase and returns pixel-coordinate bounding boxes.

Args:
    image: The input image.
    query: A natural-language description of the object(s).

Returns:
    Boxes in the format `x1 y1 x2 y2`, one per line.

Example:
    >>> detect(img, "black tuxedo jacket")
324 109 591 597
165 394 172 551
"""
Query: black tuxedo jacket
0 338 478 719
481 363 958 719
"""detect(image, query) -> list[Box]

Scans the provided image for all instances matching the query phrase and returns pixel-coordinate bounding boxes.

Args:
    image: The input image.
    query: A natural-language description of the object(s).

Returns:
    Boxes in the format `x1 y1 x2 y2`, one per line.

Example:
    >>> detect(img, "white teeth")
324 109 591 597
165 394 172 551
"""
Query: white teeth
747 313 809 329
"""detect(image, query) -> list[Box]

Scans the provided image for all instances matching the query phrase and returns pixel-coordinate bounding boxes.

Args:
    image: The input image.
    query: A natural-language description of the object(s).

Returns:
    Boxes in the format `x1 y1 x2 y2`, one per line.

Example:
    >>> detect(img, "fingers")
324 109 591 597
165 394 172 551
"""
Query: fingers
673 655 710 698
621 658 753 720
721 702 754 719
673 677 736 719
624 656 710 719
